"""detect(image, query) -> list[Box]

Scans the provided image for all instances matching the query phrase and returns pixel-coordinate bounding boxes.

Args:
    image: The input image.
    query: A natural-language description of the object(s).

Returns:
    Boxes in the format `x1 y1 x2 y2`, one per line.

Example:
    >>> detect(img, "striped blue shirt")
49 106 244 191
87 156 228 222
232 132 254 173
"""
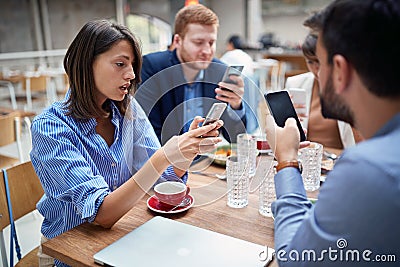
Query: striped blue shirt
30 95 185 244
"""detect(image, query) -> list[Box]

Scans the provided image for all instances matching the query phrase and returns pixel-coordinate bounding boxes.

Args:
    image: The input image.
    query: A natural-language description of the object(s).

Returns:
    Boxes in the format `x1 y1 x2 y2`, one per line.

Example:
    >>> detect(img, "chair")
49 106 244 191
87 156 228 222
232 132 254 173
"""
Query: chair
22 74 51 110
0 80 18 110
0 161 44 267
0 110 35 169
253 59 278 93
0 72 27 111
55 73 69 100
264 53 308 78
270 61 287 92
0 112 23 169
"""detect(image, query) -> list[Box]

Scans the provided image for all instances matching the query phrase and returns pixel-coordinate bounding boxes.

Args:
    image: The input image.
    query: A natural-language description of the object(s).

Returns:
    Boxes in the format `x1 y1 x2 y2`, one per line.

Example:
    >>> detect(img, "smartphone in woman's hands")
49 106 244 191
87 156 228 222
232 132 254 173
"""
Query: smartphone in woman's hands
202 103 227 126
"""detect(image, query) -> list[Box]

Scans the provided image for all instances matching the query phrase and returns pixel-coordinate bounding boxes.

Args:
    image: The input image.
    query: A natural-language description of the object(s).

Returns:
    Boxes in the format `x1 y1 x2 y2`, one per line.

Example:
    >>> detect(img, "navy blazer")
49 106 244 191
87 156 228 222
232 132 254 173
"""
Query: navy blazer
135 49 253 144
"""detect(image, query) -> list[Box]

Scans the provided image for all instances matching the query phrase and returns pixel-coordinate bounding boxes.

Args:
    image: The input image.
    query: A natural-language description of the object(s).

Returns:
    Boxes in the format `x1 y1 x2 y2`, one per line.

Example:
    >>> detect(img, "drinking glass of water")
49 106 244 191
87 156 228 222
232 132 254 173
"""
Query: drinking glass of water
226 155 249 208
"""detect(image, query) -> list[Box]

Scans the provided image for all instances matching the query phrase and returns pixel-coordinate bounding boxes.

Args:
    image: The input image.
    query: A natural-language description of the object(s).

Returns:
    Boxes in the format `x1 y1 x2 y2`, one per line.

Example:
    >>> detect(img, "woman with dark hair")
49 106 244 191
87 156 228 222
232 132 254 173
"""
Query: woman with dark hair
285 33 359 149
30 19 222 267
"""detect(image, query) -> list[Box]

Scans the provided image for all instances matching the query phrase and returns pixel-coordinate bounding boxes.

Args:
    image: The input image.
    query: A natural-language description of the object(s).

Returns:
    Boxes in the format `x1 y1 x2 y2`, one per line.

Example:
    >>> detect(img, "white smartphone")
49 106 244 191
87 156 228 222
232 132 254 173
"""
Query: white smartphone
202 103 227 126
287 88 307 115
221 65 244 85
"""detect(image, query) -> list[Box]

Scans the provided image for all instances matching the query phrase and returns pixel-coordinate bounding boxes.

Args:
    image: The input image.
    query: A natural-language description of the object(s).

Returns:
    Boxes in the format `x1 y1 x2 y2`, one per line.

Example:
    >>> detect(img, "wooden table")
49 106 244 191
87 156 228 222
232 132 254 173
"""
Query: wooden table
42 157 278 267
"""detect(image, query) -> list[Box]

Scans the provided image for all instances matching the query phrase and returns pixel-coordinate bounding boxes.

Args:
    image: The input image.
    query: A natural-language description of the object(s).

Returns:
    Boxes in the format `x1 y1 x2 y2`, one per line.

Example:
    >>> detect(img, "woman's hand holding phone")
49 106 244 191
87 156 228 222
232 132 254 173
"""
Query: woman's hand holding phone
163 117 223 170
201 103 226 137
200 118 224 138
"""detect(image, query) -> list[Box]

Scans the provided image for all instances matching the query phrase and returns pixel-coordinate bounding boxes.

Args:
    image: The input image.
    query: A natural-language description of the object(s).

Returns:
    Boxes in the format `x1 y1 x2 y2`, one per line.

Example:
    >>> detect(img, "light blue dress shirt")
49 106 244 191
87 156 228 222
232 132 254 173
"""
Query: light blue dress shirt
183 71 204 132
30 96 185 266
272 113 400 266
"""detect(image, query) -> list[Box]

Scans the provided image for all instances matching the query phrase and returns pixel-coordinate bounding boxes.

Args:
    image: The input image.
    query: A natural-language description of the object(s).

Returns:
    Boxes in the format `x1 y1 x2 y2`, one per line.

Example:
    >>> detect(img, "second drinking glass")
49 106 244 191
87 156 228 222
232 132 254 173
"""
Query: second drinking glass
226 155 249 208
237 133 257 177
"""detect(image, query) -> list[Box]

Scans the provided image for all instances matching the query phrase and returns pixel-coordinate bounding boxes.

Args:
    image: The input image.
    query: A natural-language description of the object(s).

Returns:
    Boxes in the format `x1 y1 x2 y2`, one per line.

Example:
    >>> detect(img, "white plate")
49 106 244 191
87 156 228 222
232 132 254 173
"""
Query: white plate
206 144 261 166
206 145 234 166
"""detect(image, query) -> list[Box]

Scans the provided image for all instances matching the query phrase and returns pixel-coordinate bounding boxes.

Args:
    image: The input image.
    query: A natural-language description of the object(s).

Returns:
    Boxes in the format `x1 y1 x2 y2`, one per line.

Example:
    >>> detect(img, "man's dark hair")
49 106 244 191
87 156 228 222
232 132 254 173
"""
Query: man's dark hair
228 35 244 49
304 0 400 97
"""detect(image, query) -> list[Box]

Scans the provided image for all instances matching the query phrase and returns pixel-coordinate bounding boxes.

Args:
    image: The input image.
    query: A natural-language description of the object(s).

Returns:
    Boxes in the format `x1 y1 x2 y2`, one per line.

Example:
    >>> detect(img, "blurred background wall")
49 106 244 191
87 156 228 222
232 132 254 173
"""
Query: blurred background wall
0 0 332 69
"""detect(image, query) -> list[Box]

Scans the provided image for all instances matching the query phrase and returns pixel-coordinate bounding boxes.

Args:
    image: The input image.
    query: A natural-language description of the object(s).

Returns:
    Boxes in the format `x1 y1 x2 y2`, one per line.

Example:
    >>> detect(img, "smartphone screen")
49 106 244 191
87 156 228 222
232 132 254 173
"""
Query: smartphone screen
202 103 227 126
264 91 307 142
221 65 244 85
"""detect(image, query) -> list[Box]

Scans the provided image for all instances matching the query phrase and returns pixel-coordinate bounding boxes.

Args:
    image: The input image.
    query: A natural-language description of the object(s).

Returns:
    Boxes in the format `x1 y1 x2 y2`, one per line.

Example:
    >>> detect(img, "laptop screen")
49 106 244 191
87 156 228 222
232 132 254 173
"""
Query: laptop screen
94 216 274 267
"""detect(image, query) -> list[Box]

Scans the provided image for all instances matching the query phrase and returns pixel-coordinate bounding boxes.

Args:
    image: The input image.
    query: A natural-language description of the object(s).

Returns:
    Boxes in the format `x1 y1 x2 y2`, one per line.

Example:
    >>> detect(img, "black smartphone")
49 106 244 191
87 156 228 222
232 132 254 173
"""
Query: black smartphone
202 103 227 126
264 91 307 142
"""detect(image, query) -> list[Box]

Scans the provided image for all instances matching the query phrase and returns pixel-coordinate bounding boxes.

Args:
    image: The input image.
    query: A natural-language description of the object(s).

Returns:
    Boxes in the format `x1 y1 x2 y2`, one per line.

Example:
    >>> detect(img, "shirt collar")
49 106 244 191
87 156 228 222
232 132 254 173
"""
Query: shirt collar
374 112 400 138
78 100 123 135
185 69 204 86
196 69 205 81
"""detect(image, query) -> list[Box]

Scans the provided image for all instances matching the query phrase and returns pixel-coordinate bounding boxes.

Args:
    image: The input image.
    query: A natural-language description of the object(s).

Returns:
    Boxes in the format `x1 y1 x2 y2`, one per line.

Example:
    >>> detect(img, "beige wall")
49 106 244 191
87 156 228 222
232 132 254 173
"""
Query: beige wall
0 0 330 56
262 14 311 48
211 0 246 57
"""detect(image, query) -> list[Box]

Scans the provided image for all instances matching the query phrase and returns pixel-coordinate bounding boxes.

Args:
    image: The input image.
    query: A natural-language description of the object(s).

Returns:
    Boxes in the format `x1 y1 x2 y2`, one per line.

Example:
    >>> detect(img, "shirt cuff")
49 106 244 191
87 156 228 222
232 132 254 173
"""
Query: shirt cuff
226 103 245 120
77 178 110 223
84 191 109 223
274 167 307 198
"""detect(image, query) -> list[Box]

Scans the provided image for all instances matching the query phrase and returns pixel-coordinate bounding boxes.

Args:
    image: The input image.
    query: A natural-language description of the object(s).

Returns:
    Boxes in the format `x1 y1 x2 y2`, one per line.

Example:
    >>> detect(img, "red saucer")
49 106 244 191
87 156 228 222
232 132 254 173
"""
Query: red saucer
147 195 194 214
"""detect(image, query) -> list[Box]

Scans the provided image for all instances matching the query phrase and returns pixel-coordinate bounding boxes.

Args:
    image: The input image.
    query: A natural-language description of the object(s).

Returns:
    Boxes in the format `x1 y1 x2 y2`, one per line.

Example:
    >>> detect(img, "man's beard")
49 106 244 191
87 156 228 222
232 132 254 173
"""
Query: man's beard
179 45 211 70
320 74 355 126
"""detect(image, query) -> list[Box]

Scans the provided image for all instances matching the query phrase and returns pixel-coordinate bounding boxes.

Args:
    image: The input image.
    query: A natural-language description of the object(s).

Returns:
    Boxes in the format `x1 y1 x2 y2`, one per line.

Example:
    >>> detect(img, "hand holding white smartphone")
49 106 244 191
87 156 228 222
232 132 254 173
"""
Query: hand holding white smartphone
202 103 227 126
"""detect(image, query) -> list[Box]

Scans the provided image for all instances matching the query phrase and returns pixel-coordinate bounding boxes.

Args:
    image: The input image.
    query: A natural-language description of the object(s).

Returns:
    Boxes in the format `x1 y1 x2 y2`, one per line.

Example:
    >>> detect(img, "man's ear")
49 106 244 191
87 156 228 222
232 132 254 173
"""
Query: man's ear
332 54 351 94
174 34 182 47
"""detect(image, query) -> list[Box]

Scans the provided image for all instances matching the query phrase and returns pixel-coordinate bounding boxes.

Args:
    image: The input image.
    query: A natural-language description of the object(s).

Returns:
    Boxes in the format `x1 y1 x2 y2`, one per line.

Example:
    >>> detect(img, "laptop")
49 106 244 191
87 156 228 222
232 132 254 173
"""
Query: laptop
94 216 274 267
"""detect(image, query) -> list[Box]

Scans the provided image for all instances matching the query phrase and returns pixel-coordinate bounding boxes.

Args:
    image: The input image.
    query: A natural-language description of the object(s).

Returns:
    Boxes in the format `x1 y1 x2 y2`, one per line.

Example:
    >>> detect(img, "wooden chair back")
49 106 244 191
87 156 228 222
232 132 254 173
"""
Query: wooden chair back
0 161 44 225
23 75 49 92
0 112 17 147
0 112 24 169
0 161 43 267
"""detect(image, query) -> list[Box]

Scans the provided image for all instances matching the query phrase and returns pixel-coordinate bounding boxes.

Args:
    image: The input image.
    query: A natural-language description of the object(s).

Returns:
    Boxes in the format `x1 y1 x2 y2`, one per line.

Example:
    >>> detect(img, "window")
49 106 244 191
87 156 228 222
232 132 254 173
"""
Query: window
126 14 172 55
